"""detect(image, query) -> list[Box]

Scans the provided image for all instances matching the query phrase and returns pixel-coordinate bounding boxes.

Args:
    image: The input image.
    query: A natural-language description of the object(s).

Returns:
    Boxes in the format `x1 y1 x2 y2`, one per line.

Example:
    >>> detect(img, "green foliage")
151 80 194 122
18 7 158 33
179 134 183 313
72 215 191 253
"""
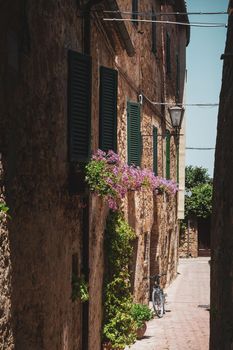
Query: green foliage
0 202 9 220
184 166 213 220
130 303 154 328
0 202 9 214
71 274 89 303
185 183 213 219
103 212 137 349
185 165 211 189
85 159 115 197
103 307 136 349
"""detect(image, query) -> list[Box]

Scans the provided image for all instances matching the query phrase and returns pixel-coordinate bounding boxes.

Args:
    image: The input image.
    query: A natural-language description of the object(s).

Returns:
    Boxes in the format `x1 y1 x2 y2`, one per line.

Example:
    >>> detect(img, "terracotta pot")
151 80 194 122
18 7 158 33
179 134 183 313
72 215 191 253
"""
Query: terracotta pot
102 342 121 350
136 322 147 339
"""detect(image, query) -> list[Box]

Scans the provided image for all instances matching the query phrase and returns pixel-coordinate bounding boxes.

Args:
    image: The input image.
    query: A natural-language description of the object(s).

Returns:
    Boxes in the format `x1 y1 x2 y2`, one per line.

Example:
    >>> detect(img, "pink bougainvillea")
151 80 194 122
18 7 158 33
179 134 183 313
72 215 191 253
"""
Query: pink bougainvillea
85 150 178 210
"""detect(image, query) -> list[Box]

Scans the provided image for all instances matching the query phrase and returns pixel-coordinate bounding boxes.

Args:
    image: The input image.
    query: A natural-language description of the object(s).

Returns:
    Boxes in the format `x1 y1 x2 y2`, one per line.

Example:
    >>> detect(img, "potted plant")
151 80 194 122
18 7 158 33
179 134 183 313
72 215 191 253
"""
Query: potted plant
130 303 154 339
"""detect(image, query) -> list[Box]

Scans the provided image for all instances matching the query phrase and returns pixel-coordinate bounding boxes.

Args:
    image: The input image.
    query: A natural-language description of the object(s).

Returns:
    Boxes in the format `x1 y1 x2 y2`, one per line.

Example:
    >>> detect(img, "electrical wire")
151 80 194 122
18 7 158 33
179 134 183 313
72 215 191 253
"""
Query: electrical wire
186 147 215 150
142 94 219 107
102 18 227 28
102 10 228 17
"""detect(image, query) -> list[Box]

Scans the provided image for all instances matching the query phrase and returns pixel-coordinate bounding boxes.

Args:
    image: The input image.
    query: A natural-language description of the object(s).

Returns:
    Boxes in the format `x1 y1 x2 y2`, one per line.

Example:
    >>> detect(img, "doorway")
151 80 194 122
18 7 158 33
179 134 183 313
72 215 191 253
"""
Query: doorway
198 217 211 257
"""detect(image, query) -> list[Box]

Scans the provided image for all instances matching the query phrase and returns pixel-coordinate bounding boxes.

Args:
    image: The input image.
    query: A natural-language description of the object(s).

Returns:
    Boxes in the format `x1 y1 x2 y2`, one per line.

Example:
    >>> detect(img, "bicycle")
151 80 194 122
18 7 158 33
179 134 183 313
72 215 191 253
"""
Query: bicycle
150 274 166 318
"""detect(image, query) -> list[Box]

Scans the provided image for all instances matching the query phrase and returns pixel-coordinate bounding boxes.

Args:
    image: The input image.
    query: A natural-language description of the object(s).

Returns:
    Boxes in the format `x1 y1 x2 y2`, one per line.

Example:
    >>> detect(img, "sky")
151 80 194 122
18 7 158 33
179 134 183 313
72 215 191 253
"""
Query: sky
185 0 228 177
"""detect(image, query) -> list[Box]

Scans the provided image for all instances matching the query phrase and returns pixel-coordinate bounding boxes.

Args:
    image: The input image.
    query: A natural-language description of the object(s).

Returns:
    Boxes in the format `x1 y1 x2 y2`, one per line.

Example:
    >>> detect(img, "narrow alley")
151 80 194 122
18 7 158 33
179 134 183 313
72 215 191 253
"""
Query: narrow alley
127 258 210 350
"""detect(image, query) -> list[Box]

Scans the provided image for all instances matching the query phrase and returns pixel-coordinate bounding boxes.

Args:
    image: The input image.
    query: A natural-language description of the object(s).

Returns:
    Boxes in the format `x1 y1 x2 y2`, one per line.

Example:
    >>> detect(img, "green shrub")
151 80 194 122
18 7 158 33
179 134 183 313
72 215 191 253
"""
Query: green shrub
131 303 154 328
102 212 137 349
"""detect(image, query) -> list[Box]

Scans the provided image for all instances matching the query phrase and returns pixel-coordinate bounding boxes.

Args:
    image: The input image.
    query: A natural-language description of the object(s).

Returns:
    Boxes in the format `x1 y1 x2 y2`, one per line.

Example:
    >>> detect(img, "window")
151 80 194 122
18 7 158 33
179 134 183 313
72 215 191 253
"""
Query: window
132 0 138 25
153 126 158 175
166 130 170 179
68 50 91 162
166 32 171 75
152 10 157 54
127 101 141 166
99 66 118 152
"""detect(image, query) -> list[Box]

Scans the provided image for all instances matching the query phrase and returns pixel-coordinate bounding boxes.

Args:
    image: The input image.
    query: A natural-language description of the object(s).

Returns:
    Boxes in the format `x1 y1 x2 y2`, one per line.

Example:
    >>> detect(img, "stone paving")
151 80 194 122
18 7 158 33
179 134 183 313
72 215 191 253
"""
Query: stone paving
126 257 210 350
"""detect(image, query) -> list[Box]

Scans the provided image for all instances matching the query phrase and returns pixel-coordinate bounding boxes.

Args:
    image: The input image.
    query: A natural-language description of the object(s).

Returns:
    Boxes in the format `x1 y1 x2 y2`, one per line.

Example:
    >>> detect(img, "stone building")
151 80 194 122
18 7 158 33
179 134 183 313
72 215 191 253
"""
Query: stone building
0 0 189 349
179 217 211 258
210 2 233 349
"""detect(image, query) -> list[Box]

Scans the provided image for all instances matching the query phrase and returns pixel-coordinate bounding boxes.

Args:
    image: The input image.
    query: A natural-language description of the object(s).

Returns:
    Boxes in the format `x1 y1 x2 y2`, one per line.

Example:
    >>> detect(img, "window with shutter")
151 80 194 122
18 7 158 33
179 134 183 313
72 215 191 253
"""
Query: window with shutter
127 101 141 166
68 50 91 163
99 66 118 152
152 10 157 54
132 0 138 25
166 130 171 179
166 32 171 76
153 126 158 175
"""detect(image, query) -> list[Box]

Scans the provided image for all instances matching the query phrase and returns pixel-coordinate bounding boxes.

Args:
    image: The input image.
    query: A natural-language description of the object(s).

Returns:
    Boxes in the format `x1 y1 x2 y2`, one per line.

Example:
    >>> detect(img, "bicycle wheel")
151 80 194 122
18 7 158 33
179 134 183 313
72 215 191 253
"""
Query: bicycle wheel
152 289 164 318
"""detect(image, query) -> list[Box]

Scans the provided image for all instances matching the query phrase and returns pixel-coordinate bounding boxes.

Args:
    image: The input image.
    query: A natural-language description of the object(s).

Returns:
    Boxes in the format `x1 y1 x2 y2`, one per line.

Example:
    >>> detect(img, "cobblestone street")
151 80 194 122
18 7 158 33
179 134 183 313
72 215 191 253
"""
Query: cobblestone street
127 258 210 350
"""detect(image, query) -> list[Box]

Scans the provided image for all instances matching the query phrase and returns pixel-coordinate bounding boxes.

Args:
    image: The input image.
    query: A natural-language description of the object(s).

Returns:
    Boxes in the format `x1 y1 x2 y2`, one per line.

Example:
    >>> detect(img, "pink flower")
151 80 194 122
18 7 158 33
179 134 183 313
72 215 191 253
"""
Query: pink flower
87 149 178 210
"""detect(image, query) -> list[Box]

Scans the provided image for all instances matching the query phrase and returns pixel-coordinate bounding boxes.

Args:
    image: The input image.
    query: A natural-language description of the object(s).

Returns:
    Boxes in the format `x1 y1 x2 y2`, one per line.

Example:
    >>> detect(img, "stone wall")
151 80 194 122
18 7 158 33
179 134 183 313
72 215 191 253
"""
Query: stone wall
150 193 179 287
0 0 188 349
88 196 109 350
179 219 198 258
0 1 85 349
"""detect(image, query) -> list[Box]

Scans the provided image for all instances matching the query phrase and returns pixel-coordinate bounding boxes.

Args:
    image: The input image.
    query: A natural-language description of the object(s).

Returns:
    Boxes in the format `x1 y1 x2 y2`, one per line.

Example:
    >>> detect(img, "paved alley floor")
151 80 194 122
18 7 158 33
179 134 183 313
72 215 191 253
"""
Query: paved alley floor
127 257 210 350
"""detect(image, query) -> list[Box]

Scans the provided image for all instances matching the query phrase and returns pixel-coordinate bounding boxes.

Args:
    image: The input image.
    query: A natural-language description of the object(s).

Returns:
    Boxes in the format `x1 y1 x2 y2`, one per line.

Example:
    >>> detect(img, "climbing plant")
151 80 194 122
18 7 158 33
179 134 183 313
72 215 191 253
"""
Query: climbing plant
102 211 137 349
0 201 9 220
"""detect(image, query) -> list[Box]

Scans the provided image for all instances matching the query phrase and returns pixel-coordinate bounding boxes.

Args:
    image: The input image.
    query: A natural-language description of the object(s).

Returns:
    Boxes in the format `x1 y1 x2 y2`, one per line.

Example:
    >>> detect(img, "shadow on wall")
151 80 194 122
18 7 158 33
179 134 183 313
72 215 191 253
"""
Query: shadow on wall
128 191 138 295
149 194 160 295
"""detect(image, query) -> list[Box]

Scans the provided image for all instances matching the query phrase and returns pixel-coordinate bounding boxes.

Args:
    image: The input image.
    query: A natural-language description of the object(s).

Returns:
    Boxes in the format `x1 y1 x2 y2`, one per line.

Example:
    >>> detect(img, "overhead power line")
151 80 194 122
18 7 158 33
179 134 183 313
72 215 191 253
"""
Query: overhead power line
103 10 228 17
142 95 219 107
103 18 227 28
150 102 218 107
186 147 215 150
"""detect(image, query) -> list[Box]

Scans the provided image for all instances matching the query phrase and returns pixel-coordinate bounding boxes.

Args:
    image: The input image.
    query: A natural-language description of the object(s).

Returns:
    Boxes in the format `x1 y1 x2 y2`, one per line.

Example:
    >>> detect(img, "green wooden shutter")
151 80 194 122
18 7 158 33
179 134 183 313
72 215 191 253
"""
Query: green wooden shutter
99 66 118 152
153 126 158 175
152 11 157 54
166 130 171 179
132 0 138 24
127 101 141 166
166 32 171 75
68 50 91 162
